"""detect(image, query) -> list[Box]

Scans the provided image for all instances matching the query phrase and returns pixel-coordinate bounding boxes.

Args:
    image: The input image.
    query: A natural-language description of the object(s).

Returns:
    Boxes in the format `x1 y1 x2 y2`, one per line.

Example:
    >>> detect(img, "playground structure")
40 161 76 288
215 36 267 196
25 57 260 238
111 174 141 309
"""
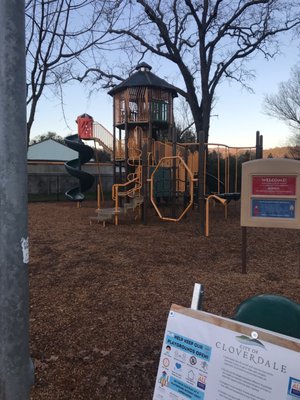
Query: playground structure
65 63 263 230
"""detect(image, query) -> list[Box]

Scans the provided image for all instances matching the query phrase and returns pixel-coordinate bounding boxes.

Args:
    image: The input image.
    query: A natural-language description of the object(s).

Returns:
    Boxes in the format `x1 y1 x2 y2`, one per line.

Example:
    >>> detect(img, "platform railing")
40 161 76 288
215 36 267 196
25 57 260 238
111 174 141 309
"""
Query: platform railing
92 121 125 159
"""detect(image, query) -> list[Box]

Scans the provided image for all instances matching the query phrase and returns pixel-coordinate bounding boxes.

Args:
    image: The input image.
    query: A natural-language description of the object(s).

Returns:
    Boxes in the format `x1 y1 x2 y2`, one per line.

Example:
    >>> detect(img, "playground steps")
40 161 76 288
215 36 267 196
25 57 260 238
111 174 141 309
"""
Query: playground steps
90 207 122 226
123 195 144 214
90 195 144 226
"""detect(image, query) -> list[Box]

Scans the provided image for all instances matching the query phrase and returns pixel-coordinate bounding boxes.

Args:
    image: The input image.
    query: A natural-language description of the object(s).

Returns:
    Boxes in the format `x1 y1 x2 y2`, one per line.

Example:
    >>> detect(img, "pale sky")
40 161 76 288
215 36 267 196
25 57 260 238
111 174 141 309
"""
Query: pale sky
30 36 300 150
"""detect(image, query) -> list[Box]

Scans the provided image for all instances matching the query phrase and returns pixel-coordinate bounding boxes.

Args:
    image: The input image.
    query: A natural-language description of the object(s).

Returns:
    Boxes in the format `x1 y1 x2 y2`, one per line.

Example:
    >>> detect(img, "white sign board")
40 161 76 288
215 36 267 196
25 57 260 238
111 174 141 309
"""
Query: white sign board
240 158 300 229
153 304 300 400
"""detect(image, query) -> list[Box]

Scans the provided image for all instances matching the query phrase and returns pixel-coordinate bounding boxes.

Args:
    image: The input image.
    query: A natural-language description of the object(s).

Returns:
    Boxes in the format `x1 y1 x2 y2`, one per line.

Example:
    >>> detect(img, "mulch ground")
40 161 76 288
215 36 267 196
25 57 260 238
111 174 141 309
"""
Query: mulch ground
29 201 300 399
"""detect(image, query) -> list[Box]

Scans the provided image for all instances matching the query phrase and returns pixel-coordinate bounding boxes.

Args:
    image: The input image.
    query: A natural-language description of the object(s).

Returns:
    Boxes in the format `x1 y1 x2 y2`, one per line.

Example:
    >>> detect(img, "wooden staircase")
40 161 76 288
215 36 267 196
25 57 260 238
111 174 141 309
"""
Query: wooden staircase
90 135 145 226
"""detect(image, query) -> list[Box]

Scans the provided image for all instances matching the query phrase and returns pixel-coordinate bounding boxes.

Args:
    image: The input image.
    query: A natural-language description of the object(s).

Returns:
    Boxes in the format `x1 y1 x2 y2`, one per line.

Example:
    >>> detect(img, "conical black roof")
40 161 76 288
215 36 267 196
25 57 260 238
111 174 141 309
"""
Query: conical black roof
108 63 178 97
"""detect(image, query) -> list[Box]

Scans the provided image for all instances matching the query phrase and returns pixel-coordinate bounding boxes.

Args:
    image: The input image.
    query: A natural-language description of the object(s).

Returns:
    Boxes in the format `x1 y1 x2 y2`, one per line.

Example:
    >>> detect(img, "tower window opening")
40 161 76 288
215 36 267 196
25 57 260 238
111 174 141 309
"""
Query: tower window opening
152 100 169 122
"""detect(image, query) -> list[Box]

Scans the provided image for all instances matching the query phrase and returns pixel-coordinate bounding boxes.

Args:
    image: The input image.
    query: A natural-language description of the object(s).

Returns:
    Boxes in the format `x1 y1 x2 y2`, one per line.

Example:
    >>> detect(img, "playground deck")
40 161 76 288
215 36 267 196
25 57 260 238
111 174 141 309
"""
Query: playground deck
28 201 300 400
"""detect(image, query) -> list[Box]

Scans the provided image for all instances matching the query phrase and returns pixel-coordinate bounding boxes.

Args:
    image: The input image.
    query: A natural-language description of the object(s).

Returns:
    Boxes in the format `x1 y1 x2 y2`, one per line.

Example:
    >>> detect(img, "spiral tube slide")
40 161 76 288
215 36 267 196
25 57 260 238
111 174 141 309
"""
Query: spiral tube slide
64 134 95 201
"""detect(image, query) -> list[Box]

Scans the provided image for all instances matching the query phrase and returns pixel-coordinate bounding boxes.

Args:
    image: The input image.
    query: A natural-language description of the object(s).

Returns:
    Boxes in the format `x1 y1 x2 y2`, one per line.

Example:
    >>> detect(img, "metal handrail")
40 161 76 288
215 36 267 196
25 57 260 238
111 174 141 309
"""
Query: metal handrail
205 194 227 237
112 167 142 225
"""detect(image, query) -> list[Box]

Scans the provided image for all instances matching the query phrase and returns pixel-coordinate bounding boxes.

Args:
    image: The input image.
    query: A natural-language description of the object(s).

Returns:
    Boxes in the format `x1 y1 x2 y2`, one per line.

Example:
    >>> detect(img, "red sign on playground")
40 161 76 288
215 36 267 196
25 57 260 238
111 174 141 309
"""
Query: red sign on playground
252 175 296 196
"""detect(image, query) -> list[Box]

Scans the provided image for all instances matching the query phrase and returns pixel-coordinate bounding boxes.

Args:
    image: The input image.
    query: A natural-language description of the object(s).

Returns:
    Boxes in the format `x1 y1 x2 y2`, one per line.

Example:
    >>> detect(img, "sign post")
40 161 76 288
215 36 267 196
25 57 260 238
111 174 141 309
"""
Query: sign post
240 159 300 273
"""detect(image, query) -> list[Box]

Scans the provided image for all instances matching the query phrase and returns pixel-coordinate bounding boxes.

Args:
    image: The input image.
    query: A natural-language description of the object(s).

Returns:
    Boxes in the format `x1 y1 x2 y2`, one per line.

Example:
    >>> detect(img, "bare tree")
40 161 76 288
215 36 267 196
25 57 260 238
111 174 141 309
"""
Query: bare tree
25 0 110 144
288 133 300 159
173 97 196 142
95 0 300 143
29 131 64 145
265 67 300 130
264 66 300 158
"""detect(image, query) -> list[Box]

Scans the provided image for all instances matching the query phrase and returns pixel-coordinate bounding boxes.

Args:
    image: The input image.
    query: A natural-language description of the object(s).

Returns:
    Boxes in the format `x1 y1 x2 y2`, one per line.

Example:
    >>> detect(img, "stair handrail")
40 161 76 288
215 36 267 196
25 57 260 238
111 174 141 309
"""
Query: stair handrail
127 138 142 167
112 176 140 199
112 168 142 225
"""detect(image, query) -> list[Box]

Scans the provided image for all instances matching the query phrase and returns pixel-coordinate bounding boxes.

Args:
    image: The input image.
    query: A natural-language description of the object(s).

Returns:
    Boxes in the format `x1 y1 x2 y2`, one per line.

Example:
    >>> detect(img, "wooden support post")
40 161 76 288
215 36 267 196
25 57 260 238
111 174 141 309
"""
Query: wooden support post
112 98 116 185
242 226 247 274
97 182 101 210
198 131 206 236
298 238 300 279
142 143 148 224
125 120 129 179
172 125 177 218
184 146 189 217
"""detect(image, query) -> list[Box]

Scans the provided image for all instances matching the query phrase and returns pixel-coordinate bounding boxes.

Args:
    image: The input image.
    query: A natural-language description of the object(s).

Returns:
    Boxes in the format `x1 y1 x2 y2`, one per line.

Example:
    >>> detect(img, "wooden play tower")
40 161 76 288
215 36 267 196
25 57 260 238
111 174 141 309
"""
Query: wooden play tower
108 62 178 223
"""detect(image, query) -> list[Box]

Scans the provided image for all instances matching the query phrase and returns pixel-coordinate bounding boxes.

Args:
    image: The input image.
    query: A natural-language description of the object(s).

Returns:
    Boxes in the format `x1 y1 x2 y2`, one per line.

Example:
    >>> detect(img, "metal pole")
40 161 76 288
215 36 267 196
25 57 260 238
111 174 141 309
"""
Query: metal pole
142 143 148 224
259 134 263 159
0 1 33 398
255 131 264 159
191 283 205 311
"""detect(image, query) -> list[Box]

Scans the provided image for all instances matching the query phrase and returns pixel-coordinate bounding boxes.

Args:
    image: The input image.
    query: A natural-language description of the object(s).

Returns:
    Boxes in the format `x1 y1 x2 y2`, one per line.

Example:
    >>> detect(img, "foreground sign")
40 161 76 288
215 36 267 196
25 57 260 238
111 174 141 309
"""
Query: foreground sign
153 304 300 400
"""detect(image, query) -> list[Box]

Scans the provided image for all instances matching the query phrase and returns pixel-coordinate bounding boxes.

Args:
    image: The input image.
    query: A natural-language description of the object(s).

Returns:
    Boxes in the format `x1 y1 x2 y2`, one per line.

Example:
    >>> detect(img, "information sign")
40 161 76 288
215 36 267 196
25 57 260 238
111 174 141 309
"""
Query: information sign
252 176 296 196
252 199 295 219
153 305 300 400
240 159 300 229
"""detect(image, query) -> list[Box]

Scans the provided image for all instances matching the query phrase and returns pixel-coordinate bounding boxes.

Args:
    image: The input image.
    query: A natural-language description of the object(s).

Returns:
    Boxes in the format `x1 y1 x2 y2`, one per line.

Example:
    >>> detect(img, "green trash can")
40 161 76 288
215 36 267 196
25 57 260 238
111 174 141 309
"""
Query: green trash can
233 294 300 339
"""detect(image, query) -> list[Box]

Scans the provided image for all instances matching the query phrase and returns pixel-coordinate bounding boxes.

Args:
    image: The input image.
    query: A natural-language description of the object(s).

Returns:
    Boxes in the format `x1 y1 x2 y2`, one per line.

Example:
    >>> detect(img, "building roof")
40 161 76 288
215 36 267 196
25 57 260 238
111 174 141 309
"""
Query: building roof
108 63 178 97
27 138 78 161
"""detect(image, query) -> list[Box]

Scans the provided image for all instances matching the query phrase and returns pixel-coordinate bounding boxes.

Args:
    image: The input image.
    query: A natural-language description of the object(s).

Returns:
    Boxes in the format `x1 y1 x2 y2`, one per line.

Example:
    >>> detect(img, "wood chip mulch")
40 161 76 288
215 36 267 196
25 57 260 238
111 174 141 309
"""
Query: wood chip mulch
28 201 300 399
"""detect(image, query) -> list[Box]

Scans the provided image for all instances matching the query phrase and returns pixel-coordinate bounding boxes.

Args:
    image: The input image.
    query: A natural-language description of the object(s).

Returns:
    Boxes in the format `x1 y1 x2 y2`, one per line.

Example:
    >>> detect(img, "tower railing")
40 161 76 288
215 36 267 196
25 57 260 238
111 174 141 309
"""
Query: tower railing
92 121 113 149
92 121 125 159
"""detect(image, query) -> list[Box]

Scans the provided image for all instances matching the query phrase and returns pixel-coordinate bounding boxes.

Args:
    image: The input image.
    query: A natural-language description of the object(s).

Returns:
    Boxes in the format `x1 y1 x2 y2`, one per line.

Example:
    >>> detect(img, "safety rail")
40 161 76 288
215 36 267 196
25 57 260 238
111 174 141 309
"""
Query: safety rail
179 142 256 195
205 194 227 237
112 170 142 225
93 121 114 149
149 156 197 223
128 139 142 167
92 121 125 160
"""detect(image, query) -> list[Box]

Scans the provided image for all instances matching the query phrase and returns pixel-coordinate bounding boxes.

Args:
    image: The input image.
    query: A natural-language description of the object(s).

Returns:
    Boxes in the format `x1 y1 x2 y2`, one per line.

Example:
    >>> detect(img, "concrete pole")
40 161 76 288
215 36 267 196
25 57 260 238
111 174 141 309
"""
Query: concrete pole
0 1 33 398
